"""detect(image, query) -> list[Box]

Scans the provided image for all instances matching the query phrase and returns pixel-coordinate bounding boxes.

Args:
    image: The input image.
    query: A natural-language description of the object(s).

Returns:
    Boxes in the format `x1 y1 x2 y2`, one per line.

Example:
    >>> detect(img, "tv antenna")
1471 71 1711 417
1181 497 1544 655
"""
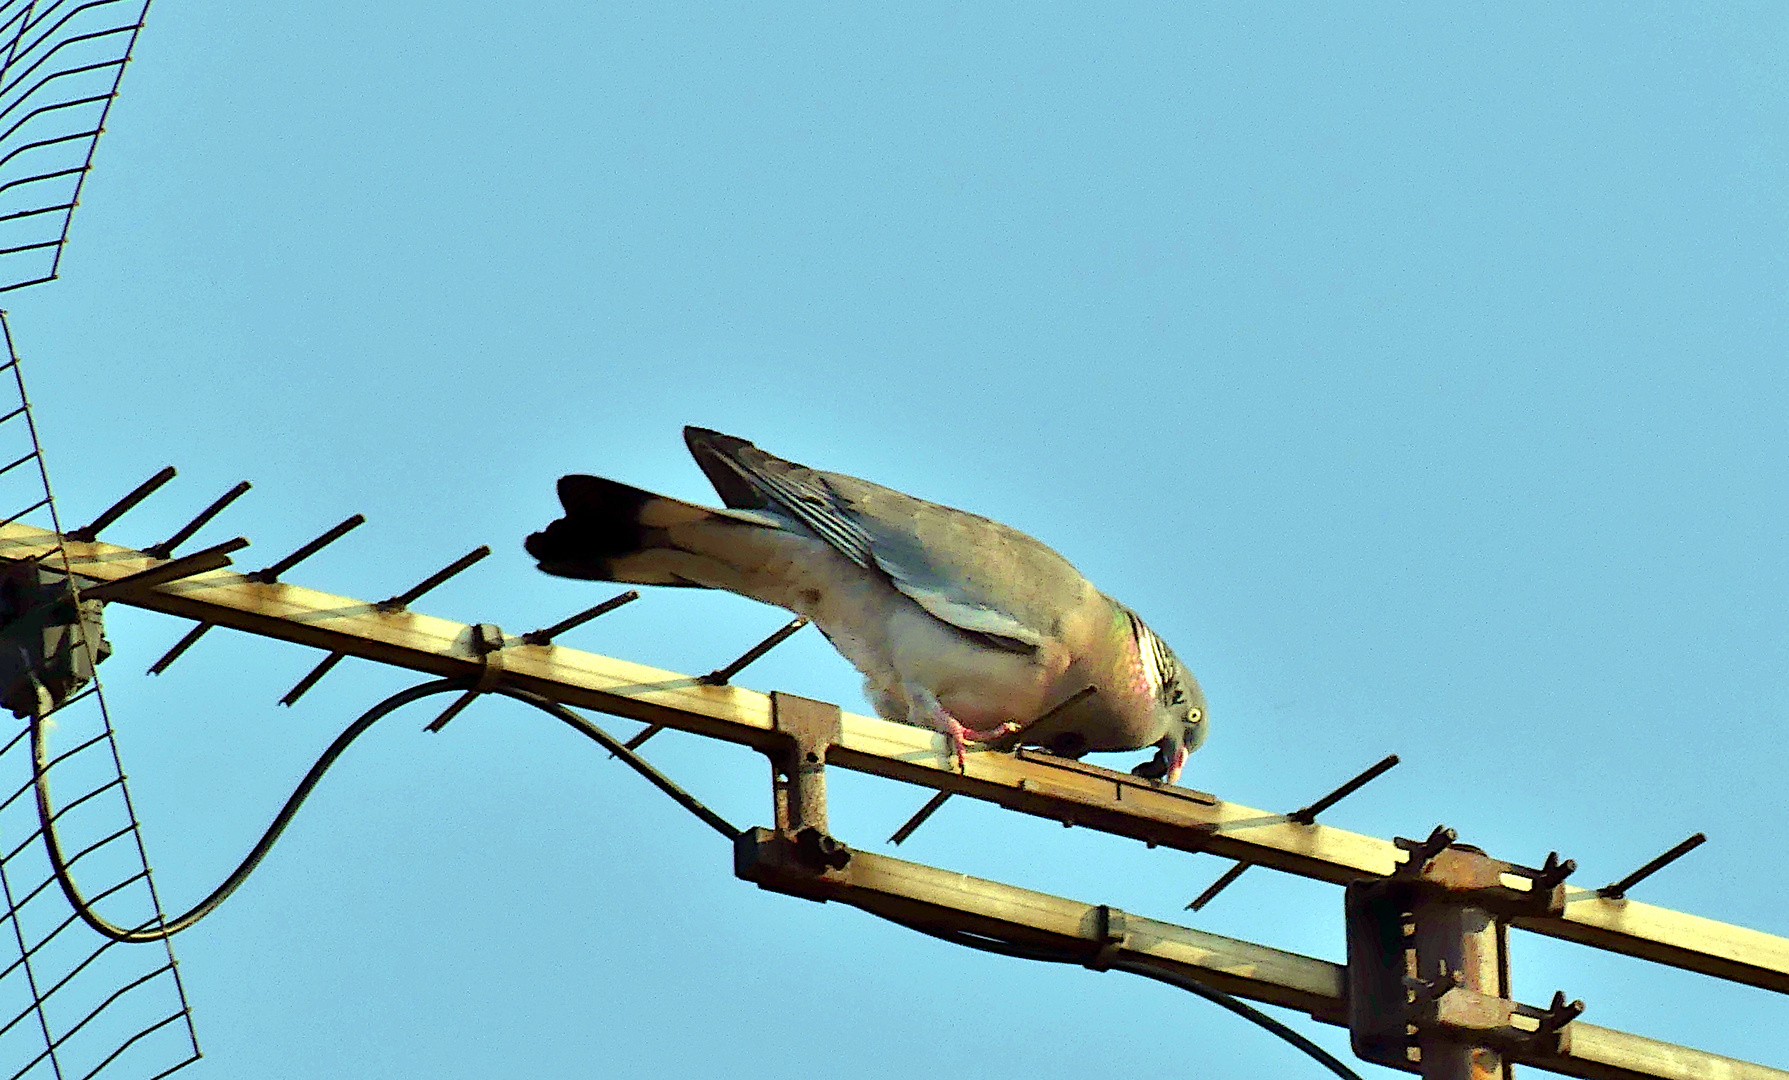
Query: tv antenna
0 478 1779 1080
0 0 203 1076
0 5 1780 1080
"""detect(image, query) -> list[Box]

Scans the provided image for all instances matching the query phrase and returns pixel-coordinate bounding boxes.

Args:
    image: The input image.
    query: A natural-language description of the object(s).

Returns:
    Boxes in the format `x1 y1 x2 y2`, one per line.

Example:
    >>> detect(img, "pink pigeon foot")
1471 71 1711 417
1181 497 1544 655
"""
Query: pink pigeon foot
930 706 1019 772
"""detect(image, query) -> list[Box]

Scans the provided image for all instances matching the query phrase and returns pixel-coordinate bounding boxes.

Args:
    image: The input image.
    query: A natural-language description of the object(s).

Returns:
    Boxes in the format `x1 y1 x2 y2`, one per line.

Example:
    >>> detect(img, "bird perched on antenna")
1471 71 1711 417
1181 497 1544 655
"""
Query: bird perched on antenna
525 427 1207 783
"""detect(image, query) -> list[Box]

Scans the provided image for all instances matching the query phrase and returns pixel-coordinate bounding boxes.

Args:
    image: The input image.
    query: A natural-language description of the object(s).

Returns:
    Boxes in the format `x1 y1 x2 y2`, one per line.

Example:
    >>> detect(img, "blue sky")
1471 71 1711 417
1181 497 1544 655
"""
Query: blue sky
7 3 1787 1077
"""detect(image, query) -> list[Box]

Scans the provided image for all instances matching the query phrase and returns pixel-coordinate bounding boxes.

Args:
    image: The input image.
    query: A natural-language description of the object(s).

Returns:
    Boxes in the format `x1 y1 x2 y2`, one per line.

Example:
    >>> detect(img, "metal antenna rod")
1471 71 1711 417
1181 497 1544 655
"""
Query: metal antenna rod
887 685 1099 846
888 790 953 846
996 684 1098 748
82 537 248 603
522 590 639 646
378 546 490 612
66 465 176 542
620 722 667 754
699 616 810 686
249 514 367 584
148 621 213 677
1 497 50 527
424 624 506 733
0 449 38 478
623 616 817 753
1599 833 1707 900
1289 753 1400 826
144 481 251 560
1185 860 1254 913
423 690 480 734
153 514 366 675
1188 754 1400 911
279 654 345 708
282 545 491 706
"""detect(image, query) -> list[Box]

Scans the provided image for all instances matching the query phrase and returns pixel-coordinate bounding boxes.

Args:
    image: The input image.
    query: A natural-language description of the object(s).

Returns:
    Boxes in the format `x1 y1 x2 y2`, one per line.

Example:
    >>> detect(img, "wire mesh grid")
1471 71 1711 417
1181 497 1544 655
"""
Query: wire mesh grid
0 0 152 293
0 312 197 1079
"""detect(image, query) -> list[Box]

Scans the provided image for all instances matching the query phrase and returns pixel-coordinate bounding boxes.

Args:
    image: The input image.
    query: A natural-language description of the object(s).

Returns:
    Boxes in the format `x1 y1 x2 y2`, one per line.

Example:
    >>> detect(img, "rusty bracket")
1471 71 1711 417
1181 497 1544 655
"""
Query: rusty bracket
1393 826 1575 919
1414 985 1580 1059
1350 828 1585 1074
758 692 852 874
734 825 848 900
769 691 840 837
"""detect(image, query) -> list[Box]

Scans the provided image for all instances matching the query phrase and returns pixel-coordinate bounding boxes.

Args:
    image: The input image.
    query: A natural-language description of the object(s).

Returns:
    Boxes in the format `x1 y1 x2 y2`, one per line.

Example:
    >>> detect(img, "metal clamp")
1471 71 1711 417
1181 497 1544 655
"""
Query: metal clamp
1416 985 1581 1059
1393 825 1575 919
424 623 508 733
1085 904 1129 971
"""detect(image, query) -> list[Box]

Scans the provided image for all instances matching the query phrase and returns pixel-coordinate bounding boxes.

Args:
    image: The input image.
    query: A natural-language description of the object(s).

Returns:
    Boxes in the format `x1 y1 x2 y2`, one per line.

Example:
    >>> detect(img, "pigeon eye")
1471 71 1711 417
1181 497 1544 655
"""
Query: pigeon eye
1188 708 1202 723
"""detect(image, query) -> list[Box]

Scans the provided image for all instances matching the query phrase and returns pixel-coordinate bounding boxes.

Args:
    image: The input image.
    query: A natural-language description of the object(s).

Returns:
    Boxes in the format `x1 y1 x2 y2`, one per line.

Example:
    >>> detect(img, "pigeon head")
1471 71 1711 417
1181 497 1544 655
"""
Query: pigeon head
1125 612 1207 785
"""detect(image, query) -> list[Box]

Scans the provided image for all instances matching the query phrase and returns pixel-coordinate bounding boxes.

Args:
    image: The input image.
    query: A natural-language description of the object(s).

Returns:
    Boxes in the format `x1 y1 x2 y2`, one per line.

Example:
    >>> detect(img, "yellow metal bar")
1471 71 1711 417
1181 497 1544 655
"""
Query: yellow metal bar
1564 1026 1788 1080
5 521 1786 998
736 837 1789 1080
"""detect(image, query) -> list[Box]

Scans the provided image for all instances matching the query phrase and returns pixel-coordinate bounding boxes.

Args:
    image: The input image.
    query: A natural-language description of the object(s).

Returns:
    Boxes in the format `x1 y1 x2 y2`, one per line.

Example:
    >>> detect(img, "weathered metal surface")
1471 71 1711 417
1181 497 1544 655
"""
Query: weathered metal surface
1411 900 1503 1080
735 828 1350 1019
769 691 840 839
1395 830 1570 919
1354 838 1594 1076
3 521 1786 998
1519 897 1789 997
1563 1025 1788 1080
736 836 1789 1080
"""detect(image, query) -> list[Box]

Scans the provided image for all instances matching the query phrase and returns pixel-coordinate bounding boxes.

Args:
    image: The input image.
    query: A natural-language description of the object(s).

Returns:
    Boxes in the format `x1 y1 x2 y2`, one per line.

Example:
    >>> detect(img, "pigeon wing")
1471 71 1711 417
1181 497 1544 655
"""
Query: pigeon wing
685 428 1090 652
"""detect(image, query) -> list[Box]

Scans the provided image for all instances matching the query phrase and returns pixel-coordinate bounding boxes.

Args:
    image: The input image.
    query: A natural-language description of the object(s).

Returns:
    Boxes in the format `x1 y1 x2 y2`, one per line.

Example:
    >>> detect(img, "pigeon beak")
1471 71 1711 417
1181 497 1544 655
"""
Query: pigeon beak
1165 745 1188 785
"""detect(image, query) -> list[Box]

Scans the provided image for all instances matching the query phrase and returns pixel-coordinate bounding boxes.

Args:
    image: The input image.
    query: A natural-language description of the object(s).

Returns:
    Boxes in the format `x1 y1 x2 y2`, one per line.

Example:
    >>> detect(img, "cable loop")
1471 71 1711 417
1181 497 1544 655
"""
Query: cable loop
31 677 739 943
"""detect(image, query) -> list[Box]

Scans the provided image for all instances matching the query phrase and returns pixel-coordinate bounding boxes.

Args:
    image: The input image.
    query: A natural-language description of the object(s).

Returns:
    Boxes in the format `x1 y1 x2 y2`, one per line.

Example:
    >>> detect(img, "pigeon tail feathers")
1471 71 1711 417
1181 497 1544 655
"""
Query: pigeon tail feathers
524 476 657 581
526 475 750 586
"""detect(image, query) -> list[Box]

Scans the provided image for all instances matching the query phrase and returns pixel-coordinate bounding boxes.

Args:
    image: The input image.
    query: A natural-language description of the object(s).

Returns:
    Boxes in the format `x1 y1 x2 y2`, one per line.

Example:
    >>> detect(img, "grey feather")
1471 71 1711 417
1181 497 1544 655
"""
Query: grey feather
686 428 1083 652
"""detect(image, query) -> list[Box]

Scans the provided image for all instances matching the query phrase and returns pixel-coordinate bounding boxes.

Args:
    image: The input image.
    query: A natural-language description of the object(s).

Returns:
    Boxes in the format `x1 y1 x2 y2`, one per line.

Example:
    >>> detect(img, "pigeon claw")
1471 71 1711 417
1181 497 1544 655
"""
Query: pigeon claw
946 719 968 772
934 711 1018 773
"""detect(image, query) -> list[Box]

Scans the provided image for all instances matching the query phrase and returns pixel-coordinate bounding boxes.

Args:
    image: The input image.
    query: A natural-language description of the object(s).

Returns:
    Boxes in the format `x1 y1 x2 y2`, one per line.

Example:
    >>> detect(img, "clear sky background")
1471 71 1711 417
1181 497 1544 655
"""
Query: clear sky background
6 3 1786 1077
